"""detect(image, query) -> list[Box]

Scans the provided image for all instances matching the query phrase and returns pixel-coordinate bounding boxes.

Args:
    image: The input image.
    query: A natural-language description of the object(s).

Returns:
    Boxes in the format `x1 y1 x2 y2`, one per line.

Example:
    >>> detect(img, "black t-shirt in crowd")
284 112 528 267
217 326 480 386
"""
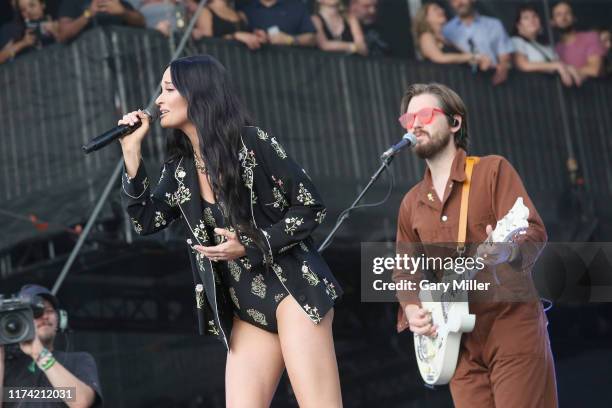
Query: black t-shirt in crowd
3 349 103 407
0 21 23 49
58 0 136 28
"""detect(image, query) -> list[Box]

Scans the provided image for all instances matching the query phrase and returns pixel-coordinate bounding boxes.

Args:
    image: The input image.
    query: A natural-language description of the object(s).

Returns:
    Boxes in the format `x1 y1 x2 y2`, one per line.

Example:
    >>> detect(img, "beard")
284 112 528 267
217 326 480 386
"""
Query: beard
37 325 56 346
414 130 452 159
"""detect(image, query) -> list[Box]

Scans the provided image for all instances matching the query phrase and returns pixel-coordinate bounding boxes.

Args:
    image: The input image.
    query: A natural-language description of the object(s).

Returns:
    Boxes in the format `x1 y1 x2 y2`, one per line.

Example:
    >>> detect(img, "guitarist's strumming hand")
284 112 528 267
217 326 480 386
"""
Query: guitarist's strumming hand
405 304 437 337
477 224 518 266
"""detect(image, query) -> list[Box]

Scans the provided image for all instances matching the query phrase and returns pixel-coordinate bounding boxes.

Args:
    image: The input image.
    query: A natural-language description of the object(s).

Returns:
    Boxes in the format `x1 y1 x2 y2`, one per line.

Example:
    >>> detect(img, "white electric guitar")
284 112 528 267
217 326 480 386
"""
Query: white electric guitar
413 198 530 385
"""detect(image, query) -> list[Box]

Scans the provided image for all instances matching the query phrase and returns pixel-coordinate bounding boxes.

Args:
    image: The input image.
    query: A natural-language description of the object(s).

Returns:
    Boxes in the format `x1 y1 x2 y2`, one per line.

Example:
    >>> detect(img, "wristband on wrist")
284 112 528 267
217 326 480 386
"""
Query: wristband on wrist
35 347 56 371
83 9 92 19
40 356 57 371
35 347 51 363
287 36 295 46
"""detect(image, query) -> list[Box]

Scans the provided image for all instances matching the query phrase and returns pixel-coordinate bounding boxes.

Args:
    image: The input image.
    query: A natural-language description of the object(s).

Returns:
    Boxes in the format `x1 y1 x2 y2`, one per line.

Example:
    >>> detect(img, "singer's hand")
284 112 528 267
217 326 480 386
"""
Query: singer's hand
118 109 150 153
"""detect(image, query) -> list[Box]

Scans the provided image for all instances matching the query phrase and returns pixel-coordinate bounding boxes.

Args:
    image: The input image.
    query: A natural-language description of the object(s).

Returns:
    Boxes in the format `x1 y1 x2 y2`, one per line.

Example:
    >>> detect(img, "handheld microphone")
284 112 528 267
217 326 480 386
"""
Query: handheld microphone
82 106 161 154
380 132 417 160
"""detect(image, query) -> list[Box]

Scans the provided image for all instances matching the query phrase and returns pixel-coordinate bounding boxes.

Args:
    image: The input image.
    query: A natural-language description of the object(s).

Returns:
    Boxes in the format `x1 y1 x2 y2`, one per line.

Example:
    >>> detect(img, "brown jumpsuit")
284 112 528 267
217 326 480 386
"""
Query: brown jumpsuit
394 149 557 408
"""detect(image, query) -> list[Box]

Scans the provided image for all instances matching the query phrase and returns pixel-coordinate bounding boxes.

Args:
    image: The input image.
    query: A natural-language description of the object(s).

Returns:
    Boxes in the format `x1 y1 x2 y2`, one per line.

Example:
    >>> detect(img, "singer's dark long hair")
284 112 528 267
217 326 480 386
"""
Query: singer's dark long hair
165 55 263 248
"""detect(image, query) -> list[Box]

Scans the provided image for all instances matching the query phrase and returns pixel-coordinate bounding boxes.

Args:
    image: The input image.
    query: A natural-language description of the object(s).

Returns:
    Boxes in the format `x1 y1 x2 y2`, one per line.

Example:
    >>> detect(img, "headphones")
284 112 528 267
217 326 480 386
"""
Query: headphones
19 284 69 333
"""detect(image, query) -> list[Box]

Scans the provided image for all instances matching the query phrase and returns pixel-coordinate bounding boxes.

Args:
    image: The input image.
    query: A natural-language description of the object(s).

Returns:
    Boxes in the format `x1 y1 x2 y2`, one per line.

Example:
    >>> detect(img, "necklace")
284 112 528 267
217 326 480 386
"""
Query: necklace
194 154 207 175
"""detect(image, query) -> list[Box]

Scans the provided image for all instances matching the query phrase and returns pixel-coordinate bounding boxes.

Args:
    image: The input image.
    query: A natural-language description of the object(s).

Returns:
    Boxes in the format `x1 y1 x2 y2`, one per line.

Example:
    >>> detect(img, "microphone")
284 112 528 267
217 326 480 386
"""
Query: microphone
380 132 417 160
82 106 161 154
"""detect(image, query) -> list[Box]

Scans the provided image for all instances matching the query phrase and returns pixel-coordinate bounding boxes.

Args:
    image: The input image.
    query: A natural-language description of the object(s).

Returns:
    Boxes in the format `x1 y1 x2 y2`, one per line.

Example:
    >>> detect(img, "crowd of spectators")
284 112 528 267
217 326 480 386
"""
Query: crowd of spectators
0 0 610 84
412 0 609 85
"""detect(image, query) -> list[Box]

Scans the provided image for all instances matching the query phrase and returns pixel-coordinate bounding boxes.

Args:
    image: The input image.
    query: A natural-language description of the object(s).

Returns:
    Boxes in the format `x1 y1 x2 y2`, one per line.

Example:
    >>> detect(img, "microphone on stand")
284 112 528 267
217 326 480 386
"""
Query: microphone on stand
82 106 161 154
380 132 417 160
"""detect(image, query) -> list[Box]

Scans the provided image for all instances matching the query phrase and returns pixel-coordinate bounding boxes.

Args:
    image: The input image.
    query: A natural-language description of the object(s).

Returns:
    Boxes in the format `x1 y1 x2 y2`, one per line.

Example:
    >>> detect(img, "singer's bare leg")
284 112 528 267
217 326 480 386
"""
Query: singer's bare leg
276 296 343 408
225 318 285 407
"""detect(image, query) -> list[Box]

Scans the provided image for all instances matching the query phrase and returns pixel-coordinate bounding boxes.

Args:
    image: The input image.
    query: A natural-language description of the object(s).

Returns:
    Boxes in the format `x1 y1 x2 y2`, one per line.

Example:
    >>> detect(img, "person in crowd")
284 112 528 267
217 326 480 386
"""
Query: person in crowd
57 0 145 43
0 284 103 408
0 0 59 64
443 0 514 85
598 27 611 77
311 0 367 56
240 0 316 47
512 4 582 87
551 1 605 78
413 2 490 68
348 0 388 56
188 0 264 50
128 0 182 37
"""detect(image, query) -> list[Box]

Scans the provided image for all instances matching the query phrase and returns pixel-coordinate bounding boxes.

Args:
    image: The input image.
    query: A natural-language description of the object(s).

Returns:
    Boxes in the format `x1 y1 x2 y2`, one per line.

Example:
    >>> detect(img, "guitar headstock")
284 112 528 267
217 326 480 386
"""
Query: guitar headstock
490 197 530 243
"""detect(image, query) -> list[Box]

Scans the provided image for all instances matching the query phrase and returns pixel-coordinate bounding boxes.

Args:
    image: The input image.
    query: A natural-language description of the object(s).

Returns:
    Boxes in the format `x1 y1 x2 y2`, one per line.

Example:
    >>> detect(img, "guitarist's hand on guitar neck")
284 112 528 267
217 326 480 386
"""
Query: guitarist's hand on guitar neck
405 304 437 337
477 224 518 267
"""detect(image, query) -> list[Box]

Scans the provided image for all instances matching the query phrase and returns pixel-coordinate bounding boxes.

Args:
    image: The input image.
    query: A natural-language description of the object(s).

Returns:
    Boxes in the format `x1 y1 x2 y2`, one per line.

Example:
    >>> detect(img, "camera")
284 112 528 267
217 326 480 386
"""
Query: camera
0 295 44 346
24 19 51 47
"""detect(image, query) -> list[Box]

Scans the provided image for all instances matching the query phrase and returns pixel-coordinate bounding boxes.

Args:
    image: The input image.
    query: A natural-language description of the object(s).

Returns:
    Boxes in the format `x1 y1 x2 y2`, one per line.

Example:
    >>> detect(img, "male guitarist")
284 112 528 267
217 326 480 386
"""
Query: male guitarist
393 83 557 407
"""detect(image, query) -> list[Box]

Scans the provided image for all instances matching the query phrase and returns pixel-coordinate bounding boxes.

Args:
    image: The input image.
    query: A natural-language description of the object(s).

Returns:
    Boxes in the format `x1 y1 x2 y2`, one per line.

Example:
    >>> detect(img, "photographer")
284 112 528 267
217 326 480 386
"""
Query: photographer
0 285 102 408
0 0 59 64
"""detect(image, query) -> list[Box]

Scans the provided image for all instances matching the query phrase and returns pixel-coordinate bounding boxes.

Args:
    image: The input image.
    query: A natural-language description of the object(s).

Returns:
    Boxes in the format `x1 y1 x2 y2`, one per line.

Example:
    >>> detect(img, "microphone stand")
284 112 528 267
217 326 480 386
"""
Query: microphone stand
318 155 394 253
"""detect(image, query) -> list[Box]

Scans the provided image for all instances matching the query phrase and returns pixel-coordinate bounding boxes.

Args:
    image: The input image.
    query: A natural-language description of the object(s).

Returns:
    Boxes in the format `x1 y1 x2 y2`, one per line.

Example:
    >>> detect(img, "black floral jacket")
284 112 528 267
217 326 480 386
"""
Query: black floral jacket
121 126 342 349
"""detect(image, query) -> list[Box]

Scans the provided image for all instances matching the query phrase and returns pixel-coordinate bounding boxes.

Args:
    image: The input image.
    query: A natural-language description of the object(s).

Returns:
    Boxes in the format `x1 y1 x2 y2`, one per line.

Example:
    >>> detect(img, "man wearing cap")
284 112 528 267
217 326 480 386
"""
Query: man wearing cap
0 284 102 407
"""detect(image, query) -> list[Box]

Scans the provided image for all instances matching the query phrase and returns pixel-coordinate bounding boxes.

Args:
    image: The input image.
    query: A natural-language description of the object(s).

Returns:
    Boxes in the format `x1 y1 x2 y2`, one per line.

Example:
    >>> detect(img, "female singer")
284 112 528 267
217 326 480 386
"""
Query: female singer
118 54 343 407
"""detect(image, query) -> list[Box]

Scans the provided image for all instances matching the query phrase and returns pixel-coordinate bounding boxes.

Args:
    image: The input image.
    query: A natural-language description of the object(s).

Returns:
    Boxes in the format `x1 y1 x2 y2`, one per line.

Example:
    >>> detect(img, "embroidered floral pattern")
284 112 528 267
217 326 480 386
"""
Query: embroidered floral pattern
284 217 304 236
207 320 220 336
176 167 187 181
193 220 210 243
195 252 207 272
247 309 268 326
299 242 309 252
195 285 205 309
165 192 177 207
228 261 242 282
173 185 191 204
304 304 322 324
279 243 298 253
239 233 253 248
269 187 289 211
274 293 286 303
154 211 167 228
270 137 287 159
251 191 258 205
131 218 143 234
297 183 315 205
229 287 240 309
251 274 267 298
239 256 252 270
263 253 273 265
271 263 287 283
315 209 327 224
256 128 269 140
239 146 257 189
301 262 320 286
203 207 216 227
323 278 338 300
